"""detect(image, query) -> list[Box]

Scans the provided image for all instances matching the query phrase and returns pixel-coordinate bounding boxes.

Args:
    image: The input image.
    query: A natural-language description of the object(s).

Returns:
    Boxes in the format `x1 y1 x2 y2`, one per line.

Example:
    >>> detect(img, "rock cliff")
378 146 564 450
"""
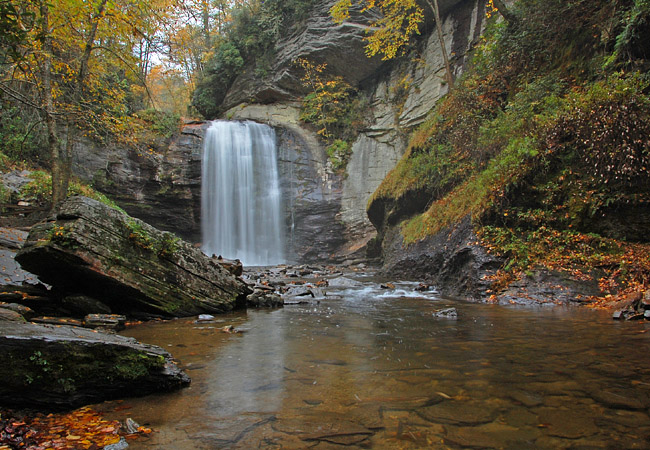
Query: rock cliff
71 0 487 265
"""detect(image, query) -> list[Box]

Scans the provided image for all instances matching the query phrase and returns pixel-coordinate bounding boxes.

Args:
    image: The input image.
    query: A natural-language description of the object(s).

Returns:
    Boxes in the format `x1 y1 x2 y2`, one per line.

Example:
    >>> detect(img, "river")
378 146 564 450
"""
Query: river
95 273 650 449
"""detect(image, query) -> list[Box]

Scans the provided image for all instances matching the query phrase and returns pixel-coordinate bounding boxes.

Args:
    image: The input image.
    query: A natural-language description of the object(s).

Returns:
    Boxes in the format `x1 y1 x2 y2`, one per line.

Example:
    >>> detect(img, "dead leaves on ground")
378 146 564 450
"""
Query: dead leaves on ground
0 406 151 449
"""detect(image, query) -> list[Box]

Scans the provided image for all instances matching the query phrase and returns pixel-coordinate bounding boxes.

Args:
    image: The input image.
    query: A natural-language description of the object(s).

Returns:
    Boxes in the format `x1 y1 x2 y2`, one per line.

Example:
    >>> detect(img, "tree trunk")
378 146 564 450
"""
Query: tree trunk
38 1 66 209
492 0 516 24
425 0 454 89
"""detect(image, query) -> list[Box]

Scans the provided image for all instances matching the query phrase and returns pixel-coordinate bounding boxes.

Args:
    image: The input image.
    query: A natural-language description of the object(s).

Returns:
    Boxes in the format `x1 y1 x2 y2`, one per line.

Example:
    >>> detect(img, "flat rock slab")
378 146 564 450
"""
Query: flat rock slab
15 196 251 317
272 413 374 445
0 321 190 409
536 407 599 439
417 400 499 426
0 249 41 286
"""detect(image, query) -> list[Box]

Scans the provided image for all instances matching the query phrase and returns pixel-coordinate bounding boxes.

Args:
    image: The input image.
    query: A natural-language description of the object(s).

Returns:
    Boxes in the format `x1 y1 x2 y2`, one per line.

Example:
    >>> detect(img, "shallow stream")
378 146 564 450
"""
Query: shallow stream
96 276 650 449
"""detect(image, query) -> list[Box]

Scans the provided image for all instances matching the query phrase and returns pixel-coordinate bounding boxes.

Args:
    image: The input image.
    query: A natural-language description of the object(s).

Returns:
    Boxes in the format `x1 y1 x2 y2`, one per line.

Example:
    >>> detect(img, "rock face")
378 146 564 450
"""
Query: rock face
220 0 384 112
15 196 250 317
69 0 487 264
72 123 207 243
380 216 502 299
0 321 190 409
223 0 486 249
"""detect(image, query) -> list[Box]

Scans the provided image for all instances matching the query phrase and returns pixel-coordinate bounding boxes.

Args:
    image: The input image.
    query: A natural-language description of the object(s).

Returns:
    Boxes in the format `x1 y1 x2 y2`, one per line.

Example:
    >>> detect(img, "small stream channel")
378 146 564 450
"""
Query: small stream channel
95 273 650 449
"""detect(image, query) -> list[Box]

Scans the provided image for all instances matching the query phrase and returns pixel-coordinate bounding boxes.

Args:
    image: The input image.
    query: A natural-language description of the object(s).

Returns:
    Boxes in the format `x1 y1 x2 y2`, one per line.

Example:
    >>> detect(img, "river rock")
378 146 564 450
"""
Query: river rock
0 321 190 409
83 313 127 331
15 196 251 317
432 307 458 319
247 289 284 307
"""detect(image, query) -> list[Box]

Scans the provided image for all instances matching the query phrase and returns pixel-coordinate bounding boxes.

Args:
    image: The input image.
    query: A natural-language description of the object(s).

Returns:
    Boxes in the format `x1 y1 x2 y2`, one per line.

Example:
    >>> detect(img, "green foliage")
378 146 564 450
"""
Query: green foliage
19 171 52 204
126 219 180 258
134 109 181 139
296 58 363 170
157 232 181 258
326 140 352 170
370 0 650 292
18 170 123 211
607 0 650 70
46 225 75 248
331 0 424 60
192 0 316 118
0 105 45 164
0 183 12 209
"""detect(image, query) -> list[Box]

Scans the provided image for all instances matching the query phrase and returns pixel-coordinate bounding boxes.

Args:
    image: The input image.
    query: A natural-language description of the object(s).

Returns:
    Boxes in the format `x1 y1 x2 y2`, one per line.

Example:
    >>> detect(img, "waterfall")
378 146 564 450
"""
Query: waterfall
201 120 285 266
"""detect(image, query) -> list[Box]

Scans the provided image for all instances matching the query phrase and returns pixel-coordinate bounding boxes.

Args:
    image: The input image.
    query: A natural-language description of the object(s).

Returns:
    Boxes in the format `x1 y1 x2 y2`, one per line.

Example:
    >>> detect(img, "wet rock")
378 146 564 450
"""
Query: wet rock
444 422 540 448
247 289 284 308
83 314 127 331
432 307 458 319
15 196 251 317
196 314 215 322
212 257 243 277
381 282 396 289
31 316 84 327
283 285 315 298
0 321 190 409
0 302 35 320
0 248 43 287
417 400 498 425
612 290 650 320
536 407 598 439
103 437 129 450
328 276 364 288
0 307 26 322
0 285 54 311
62 294 112 316
272 414 373 446
589 389 647 410
0 227 28 250
377 217 502 300
415 283 433 292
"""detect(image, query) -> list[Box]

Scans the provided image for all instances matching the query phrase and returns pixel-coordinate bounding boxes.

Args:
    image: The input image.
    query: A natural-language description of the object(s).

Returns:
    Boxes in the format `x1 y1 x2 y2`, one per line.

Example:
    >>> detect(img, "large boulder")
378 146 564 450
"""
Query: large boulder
15 196 251 317
0 321 190 409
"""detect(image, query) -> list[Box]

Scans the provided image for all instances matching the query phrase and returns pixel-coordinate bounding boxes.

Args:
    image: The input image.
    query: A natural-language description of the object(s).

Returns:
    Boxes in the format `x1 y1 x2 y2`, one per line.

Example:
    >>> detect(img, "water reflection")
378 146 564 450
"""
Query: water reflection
95 280 650 449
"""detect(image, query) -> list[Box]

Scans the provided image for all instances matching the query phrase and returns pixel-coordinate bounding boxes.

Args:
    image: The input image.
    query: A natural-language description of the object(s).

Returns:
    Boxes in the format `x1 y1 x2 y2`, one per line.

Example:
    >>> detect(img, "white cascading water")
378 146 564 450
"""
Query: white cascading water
201 120 285 266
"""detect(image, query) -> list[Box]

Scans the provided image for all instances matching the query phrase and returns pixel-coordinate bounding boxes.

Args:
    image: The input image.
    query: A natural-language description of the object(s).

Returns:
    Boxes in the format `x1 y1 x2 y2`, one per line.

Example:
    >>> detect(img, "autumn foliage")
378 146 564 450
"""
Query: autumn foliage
0 407 151 450
370 0 650 298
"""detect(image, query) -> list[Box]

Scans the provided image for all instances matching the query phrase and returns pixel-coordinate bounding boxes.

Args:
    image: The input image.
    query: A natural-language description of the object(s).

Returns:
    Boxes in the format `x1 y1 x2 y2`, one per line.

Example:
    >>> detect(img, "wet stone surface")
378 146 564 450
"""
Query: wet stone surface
91 272 650 449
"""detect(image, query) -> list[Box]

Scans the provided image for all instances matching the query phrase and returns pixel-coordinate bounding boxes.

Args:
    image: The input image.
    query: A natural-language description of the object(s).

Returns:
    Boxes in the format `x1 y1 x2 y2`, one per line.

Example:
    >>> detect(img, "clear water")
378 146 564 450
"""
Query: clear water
96 279 650 449
201 121 285 265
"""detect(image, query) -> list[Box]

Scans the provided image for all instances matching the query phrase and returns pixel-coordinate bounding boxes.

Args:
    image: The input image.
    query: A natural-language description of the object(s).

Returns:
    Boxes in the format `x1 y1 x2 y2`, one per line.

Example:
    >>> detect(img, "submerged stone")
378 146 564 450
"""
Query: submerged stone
432 307 458 319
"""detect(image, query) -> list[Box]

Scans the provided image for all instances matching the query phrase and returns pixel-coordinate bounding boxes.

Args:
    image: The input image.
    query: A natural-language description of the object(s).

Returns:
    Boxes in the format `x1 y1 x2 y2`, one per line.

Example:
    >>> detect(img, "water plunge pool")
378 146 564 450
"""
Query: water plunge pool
96 275 650 449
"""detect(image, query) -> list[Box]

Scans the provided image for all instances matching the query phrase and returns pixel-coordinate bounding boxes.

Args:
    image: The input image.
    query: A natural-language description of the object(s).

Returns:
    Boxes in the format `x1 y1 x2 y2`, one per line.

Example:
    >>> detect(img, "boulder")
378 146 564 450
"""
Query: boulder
0 321 190 409
247 289 284 308
15 196 251 317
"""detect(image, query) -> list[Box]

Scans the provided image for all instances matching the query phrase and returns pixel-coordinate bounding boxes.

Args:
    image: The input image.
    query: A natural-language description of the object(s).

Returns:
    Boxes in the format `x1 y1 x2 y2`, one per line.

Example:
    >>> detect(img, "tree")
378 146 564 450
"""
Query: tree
0 0 175 208
331 1 516 88
331 0 454 88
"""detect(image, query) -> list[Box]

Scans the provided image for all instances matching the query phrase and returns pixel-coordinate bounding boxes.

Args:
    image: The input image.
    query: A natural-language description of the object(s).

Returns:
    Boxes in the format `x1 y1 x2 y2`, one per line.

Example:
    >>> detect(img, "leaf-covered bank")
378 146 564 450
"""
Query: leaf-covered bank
369 0 650 303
